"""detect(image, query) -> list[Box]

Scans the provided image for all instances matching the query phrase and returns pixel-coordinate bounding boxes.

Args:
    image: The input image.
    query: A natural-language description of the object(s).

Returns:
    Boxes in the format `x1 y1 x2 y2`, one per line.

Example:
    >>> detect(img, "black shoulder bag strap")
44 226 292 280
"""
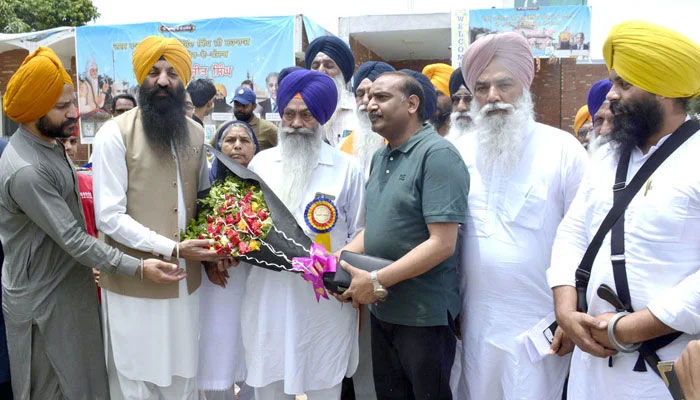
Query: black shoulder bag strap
574 120 699 375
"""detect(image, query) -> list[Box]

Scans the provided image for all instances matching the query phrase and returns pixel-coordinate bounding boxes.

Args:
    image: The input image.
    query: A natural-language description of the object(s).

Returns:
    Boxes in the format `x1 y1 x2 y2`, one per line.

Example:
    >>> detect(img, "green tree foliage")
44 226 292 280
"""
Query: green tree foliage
0 0 99 33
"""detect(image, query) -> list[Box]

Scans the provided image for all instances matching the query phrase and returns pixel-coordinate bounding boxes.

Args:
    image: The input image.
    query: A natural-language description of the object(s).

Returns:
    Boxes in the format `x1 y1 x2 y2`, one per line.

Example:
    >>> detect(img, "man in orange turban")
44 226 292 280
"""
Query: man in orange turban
0 47 184 399
573 105 592 145
91 35 222 399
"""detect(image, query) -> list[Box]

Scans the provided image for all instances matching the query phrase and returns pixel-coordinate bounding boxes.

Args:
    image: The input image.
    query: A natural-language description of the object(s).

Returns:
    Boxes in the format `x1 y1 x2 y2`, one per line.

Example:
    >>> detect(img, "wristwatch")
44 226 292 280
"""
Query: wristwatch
370 271 388 300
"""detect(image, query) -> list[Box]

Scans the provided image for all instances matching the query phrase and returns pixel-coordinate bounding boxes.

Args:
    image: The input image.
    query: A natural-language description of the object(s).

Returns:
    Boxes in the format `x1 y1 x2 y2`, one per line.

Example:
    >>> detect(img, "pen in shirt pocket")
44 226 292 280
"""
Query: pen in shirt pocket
644 179 653 196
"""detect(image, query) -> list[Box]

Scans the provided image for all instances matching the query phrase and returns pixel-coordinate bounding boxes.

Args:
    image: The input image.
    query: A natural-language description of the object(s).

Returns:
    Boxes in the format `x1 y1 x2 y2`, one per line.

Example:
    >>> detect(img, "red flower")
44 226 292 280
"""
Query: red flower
258 209 268 220
207 215 214 223
225 214 235 225
238 242 250 254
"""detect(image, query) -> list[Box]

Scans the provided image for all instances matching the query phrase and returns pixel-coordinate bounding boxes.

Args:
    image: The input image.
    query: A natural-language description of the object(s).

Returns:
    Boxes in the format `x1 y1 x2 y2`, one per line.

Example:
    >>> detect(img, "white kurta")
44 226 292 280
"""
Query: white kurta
548 127 700 400
198 263 249 391
93 120 207 389
325 91 358 147
242 143 365 395
454 120 588 400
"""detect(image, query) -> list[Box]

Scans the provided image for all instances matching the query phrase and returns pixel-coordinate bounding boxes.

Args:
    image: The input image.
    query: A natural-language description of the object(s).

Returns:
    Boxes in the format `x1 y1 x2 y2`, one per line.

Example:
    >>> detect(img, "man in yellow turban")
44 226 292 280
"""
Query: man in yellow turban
549 21 700 400
0 47 185 399
91 35 223 399
423 63 455 136
573 104 592 145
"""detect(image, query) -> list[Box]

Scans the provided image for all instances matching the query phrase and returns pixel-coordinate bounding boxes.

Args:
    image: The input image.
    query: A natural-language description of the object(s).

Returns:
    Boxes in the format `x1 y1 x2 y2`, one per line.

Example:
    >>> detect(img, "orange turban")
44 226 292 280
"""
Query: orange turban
573 105 591 133
422 63 454 96
132 36 192 85
3 47 73 123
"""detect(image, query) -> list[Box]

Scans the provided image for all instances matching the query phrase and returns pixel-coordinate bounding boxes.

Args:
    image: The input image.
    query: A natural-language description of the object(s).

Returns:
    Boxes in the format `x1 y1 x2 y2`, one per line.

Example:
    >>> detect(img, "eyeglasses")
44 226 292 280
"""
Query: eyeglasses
451 94 473 105
113 108 131 115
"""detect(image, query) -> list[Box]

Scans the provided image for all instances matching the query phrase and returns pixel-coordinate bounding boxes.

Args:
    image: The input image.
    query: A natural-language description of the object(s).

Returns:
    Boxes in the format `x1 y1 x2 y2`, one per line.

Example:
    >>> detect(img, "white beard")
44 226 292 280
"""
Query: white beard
471 90 534 181
277 126 323 211
354 106 385 177
587 128 611 156
445 112 472 141
320 74 351 146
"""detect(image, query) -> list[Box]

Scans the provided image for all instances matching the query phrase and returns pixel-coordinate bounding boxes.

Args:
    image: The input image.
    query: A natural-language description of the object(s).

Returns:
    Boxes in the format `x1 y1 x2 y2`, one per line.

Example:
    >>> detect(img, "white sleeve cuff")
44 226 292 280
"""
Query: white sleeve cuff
152 233 177 260
547 266 577 289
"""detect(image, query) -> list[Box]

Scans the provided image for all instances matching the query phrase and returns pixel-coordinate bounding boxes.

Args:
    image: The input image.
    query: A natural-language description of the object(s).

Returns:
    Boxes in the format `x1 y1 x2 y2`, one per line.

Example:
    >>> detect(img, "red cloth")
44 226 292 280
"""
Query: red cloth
77 172 100 302
77 173 97 237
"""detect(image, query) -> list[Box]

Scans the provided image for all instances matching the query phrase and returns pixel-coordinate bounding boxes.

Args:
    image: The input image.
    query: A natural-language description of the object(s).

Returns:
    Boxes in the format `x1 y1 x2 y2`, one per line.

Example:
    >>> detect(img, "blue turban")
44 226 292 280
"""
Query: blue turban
305 36 355 83
449 67 469 96
277 69 338 125
209 120 259 183
353 61 395 93
278 66 303 85
587 79 613 117
400 69 437 121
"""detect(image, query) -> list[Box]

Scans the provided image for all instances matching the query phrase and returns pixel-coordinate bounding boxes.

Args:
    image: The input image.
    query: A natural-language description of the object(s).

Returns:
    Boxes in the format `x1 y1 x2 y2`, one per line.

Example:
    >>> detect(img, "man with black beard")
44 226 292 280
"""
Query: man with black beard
548 21 700 400
232 87 277 151
241 69 365 400
454 32 587 400
0 47 185 399
445 67 473 143
92 36 221 399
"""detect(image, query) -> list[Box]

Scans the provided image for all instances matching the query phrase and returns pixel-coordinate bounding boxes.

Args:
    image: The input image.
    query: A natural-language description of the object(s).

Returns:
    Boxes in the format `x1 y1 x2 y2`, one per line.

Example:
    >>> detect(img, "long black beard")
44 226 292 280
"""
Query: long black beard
38 116 77 139
138 82 189 158
610 95 663 156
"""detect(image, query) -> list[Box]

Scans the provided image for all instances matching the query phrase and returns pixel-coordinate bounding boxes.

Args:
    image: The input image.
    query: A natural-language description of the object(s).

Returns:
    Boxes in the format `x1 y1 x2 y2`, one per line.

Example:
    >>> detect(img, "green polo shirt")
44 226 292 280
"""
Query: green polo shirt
365 123 469 327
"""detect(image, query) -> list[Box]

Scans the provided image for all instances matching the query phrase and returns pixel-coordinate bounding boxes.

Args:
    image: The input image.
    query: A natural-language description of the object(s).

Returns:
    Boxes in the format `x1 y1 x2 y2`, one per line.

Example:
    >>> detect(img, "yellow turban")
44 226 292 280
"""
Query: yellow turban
573 105 591 133
422 63 454 96
603 21 700 98
3 47 73 123
132 36 192 85
214 83 227 97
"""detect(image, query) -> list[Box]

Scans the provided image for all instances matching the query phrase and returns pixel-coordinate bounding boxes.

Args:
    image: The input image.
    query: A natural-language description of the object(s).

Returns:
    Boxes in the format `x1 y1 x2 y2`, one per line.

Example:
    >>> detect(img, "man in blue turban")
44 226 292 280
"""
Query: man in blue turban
399 69 437 123
241 68 366 400
586 79 614 153
446 67 474 142
340 61 394 177
305 36 358 147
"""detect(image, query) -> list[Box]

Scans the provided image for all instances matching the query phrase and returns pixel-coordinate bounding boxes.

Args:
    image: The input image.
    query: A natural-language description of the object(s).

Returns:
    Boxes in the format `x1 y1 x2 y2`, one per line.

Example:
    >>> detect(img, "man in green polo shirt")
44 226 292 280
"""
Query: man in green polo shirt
339 71 469 399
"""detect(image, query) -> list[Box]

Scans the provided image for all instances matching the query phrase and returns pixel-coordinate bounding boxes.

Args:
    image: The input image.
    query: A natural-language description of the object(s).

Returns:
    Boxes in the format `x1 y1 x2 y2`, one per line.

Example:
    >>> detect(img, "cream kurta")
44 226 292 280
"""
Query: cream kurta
455 120 588 400
242 143 365 395
548 128 700 400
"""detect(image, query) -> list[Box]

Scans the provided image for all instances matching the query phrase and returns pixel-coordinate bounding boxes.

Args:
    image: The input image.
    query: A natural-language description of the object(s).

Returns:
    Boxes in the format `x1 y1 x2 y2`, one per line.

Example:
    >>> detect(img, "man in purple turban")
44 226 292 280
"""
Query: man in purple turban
305 36 358 147
453 31 588 400
241 69 366 400
586 79 614 154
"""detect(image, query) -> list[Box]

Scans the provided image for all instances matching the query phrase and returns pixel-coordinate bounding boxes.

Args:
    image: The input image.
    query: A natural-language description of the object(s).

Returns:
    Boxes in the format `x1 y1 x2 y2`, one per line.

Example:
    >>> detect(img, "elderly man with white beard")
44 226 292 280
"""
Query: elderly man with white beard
340 61 394 179
445 67 473 142
453 32 588 400
306 36 358 147
240 69 365 400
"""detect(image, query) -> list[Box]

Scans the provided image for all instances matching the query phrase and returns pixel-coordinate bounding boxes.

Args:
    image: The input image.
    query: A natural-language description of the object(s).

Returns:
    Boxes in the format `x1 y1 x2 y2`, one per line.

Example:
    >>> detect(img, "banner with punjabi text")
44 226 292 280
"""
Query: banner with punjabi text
75 17 295 144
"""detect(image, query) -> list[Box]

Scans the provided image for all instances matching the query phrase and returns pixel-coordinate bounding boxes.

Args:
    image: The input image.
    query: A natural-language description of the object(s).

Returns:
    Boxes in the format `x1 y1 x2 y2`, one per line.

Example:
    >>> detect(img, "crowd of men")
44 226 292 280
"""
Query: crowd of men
0 17 699 400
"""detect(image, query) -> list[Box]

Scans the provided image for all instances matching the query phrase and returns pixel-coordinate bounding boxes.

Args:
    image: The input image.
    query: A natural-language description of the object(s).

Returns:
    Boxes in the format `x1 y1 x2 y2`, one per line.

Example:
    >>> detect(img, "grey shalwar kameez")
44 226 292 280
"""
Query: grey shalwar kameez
0 127 139 400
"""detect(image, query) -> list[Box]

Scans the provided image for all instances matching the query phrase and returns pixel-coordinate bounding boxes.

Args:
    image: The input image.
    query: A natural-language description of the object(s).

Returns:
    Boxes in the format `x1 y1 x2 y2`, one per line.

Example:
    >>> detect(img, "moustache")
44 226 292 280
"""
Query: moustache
281 127 316 136
453 111 470 119
358 104 367 112
610 101 628 116
479 102 514 117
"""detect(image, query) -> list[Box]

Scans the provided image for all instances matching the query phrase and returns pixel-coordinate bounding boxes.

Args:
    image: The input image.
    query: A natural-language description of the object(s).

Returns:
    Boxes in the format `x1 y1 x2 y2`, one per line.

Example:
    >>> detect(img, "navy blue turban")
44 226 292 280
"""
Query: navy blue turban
400 69 437 121
449 67 469 97
278 66 303 85
277 69 338 125
305 35 355 83
353 61 395 93
587 79 613 117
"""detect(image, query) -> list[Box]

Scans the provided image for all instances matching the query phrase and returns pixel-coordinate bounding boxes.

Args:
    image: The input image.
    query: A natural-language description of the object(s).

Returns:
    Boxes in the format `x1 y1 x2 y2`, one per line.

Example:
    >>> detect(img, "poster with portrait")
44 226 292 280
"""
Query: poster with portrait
75 17 296 144
464 6 591 59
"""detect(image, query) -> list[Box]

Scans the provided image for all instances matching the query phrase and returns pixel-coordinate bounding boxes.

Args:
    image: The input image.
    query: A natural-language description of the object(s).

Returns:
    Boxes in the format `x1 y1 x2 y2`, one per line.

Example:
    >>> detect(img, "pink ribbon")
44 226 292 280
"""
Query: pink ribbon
292 243 337 301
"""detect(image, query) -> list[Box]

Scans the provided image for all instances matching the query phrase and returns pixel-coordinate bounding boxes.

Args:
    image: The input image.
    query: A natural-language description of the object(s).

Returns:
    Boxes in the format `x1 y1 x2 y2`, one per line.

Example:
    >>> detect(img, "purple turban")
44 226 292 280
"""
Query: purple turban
461 32 534 94
587 79 613 117
277 69 338 125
